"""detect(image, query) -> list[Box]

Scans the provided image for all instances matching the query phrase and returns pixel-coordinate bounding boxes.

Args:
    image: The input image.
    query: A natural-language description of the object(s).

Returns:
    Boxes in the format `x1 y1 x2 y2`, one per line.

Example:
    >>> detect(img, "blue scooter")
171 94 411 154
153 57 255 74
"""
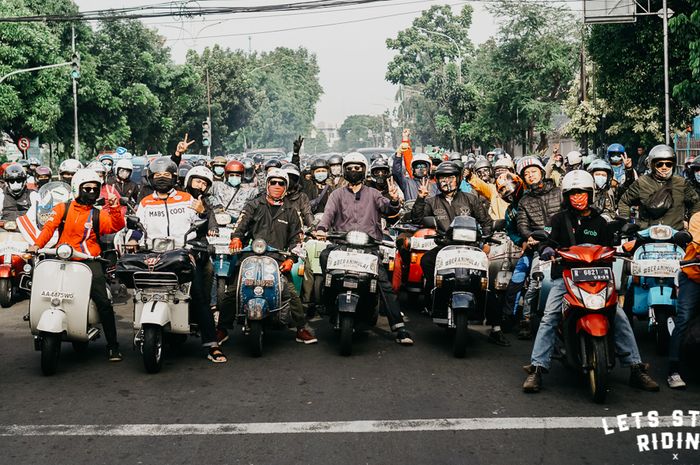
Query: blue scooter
208 213 238 311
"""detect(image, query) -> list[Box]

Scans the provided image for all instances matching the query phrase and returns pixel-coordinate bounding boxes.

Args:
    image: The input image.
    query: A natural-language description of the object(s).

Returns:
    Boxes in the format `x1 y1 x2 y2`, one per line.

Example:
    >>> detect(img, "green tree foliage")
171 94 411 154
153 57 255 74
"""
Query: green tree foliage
335 114 385 151
669 0 700 110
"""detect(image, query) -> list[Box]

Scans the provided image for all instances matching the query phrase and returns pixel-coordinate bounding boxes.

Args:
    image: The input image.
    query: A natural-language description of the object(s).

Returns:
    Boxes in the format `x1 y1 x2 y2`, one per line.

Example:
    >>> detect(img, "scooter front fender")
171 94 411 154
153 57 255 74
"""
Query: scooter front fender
139 301 171 327
0 264 12 278
36 309 67 334
576 313 609 337
245 298 269 320
336 293 360 313
451 291 476 310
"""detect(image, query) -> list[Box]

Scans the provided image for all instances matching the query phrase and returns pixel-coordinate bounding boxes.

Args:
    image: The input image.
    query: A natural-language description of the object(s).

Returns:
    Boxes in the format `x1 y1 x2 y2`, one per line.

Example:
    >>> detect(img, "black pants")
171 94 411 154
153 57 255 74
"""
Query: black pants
190 256 217 346
86 261 118 349
320 246 406 331
419 246 441 294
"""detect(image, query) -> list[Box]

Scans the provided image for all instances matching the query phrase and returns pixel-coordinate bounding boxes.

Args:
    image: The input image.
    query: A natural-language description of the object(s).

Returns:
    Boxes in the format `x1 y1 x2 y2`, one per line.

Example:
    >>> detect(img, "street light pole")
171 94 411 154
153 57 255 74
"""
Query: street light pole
72 25 79 159
415 27 463 83
662 0 670 145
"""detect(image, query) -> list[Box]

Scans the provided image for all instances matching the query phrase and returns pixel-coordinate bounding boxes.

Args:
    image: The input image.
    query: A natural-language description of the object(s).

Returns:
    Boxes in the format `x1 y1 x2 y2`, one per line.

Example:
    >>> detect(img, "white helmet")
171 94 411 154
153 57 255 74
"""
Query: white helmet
410 152 431 169
115 158 134 171
71 168 103 199
342 152 368 172
565 151 583 167
87 160 107 175
493 157 515 171
184 165 214 194
266 167 289 186
561 170 594 195
59 158 84 175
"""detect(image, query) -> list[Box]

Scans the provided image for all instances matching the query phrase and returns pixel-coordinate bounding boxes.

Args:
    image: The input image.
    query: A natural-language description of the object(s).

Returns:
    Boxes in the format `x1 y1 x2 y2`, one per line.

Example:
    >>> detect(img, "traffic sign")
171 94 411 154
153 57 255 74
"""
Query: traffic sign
116 146 127 155
17 138 30 152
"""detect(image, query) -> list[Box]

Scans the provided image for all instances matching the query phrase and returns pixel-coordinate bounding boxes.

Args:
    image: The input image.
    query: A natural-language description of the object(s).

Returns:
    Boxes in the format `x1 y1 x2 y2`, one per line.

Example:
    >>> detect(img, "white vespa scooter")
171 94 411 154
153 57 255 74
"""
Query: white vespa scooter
29 244 109 376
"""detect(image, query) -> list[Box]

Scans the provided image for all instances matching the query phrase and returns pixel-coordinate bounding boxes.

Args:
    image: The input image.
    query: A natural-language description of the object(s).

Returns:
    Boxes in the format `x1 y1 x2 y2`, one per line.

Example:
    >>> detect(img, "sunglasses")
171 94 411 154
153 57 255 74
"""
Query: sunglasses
268 180 286 186
345 165 364 172
81 186 100 193
655 161 674 168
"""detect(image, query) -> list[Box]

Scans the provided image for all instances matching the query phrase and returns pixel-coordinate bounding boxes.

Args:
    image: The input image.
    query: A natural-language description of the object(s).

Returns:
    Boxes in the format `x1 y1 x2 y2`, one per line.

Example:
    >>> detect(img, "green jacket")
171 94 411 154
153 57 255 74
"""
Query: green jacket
618 174 700 230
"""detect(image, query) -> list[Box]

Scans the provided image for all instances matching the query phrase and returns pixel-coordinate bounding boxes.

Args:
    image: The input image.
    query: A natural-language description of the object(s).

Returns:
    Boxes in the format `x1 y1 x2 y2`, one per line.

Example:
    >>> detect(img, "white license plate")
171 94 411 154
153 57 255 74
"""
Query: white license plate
631 259 679 278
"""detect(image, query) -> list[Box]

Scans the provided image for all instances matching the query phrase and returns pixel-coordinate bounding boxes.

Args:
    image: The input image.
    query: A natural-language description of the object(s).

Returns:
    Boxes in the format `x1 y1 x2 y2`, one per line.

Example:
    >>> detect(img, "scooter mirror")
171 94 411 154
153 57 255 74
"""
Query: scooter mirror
530 230 549 242
423 216 437 229
126 215 142 231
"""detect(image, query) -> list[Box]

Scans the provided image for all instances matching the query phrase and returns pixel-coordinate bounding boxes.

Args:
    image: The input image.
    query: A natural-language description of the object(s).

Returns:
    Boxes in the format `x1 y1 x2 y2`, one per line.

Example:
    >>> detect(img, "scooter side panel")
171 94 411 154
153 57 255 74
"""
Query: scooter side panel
30 260 92 340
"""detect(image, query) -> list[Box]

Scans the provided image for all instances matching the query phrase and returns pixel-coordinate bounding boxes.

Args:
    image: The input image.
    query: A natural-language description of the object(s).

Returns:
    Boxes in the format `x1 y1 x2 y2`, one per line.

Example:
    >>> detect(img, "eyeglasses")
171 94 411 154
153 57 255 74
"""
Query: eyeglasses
268 180 286 186
81 186 99 193
655 161 674 168
345 165 364 172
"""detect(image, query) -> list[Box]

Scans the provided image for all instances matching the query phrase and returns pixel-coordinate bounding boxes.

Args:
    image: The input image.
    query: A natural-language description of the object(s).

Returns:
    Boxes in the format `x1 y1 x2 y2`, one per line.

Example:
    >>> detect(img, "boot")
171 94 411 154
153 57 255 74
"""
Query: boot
522 364 546 393
629 363 660 392
517 319 532 340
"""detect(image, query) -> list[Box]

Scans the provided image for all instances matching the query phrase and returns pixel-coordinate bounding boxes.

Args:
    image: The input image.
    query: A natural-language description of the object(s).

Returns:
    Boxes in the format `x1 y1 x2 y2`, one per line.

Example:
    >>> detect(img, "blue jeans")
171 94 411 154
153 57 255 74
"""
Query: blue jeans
670 273 700 362
530 279 642 370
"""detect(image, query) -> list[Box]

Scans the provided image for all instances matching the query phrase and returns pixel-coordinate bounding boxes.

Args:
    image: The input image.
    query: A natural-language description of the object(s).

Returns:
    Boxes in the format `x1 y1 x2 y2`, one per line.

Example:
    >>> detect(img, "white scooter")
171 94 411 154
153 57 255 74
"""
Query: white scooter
29 244 109 376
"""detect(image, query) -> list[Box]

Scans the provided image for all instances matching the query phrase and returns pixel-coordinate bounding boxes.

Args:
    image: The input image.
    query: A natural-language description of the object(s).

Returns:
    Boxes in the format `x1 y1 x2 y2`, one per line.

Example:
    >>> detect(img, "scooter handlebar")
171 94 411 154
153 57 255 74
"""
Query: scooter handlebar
37 247 97 261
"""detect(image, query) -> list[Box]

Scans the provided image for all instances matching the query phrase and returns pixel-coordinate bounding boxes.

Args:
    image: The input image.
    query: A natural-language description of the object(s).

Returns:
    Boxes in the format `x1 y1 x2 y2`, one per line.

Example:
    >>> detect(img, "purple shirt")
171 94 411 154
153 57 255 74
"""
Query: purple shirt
318 185 400 241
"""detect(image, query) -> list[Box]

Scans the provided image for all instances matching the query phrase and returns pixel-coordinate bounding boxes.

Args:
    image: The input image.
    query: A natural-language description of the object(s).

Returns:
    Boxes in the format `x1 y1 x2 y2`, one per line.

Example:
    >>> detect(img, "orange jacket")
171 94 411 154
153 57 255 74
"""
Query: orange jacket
35 201 125 258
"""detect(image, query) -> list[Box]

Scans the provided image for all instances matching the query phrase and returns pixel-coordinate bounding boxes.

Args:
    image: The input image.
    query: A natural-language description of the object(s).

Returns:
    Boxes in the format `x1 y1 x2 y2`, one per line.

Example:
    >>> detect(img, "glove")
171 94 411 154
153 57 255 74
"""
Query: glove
540 247 556 261
229 237 243 252
280 258 294 273
293 135 304 154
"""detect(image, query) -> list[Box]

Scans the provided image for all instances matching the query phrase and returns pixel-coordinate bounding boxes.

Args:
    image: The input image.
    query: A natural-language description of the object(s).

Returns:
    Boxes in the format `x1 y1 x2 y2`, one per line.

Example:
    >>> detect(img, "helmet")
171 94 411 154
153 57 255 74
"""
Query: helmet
178 162 193 179
434 161 462 178
59 159 83 175
241 157 256 181
565 151 583 167
561 170 594 195
492 148 506 157
449 152 462 162
18 159 29 171
587 158 613 176
70 168 103 200
264 158 282 171
115 158 134 172
327 154 343 166
266 168 289 186
35 166 52 177
493 157 515 172
342 152 368 172
281 162 300 187
28 157 40 166
4 163 26 182
310 158 329 171
98 154 114 163
212 156 227 167
495 172 524 204
647 144 676 168
253 154 264 165
451 159 464 171
370 158 390 174
225 160 244 173
606 143 625 156
411 153 431 171
184 165 214 194
516 156 545 178
148 157 178 179
86 160 107 175
473 157 492 172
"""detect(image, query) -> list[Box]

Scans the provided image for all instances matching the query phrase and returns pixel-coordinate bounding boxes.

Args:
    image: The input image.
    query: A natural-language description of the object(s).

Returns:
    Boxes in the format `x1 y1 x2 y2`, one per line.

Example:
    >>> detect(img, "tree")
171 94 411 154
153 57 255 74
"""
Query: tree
335 114 385 152
669 0 700 111
304 130 329 154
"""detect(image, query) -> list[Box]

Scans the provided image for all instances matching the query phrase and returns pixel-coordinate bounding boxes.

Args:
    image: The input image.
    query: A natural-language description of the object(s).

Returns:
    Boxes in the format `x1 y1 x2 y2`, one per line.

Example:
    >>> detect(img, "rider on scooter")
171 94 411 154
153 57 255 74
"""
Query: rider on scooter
522 170 659 393
0 163 35 221
210 160 257 221
226 168 318 345
28 169 125 361
111 158 141 207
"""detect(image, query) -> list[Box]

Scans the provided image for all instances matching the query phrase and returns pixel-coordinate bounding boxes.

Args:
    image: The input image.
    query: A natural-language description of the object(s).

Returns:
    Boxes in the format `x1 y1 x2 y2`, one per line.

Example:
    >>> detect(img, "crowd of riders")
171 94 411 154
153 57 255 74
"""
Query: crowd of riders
6 130 700 393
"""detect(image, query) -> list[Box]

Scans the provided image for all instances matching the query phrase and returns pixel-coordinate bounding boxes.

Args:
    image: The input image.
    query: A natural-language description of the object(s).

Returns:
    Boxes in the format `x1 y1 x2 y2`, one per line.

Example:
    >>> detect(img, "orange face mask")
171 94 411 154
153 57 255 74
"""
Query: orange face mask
569 192 589 211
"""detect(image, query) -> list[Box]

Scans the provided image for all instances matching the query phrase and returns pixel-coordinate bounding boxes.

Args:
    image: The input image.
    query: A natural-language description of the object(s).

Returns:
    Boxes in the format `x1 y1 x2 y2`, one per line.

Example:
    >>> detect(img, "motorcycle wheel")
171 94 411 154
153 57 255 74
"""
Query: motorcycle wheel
339 313 354 356
216 277 227 313
249 321 264 357
142 325 164 374
40 332 61 376
0 278 12 308
71 341 89 354
586 336 609 404
654 308 671 356
453 311 468 358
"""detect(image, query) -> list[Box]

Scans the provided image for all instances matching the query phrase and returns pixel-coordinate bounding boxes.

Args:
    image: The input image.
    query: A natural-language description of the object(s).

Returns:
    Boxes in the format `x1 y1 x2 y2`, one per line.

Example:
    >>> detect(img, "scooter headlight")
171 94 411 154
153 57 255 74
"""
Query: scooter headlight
56 244 73 259
252 239 267 255
452 228 477 243
346 231 369 246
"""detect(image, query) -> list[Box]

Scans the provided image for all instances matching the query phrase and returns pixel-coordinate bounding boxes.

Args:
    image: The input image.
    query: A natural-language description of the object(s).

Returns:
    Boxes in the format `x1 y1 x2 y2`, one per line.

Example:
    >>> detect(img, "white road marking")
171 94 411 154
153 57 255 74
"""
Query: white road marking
0 416 680 436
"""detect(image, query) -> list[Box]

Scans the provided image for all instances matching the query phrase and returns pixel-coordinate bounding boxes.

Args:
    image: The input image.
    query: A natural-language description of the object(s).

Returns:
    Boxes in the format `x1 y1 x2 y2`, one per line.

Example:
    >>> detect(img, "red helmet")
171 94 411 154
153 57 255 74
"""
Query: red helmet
225 160 244 174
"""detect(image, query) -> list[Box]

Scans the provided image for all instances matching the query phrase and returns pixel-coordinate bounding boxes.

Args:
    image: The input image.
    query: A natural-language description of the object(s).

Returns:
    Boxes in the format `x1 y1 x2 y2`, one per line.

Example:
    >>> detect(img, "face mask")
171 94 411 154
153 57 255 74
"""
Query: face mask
103 163 113 172
61 175 73 184
37 177 50 188
153 177 174 193
227 175 242 187
413 165 428 179
8 181 24 192
188 186 205 198
344 170 365 185
594 175 608 189
78 189 99 206
117 169 131 181
569 192 589 211
330 165 342 176
314 172 328 183
213 166 225 176
554 161 562 168
374 174 388 188
267 184 286 201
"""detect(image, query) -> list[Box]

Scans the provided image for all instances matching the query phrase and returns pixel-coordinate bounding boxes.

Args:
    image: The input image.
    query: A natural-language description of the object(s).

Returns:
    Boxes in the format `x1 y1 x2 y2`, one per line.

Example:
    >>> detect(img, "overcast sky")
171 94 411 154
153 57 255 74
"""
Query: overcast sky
73 0 500 127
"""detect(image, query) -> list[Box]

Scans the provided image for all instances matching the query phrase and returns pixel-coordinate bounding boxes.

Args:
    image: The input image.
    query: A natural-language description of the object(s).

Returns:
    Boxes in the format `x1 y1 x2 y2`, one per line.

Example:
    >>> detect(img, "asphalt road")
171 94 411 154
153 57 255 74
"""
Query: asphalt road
1 296 698 465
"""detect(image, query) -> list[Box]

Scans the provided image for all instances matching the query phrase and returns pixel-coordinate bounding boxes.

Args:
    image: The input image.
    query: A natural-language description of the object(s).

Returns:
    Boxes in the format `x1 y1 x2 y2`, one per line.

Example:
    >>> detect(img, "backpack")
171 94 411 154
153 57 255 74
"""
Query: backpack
642 183 674 220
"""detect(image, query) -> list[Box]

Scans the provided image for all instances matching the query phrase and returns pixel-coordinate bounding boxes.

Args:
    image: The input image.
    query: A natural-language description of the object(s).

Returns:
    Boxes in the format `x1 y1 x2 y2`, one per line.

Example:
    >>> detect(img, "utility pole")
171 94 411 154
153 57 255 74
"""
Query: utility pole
206 68 212 156
72 24 79 159
580 25 588 154
662 0 671 145
248 36 252 55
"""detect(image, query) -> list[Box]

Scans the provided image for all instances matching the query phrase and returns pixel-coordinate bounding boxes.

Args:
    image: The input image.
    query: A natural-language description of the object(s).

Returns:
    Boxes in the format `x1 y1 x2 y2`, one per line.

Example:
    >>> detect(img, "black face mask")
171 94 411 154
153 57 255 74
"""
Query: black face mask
187 186 205 198
153 177 174 193
344 170 365 185
77 189 99 206
37 178 50 188
374 174 388 189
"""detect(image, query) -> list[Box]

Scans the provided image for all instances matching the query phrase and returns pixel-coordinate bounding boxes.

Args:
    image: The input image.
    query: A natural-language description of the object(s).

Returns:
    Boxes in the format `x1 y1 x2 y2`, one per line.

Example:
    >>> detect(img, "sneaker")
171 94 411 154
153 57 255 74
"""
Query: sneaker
488 330 511 347
216 328 229 345
517 320 532 340
296 327 318 344
522 364 545 393
395 328 414 345
107 347 123 362
667 372 687 390
629 363 660 392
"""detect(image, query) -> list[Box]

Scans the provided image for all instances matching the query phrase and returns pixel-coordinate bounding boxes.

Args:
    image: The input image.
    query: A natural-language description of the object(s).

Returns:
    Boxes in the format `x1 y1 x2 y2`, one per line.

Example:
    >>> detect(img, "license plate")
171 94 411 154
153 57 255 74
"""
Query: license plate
630 259 679 278
571 267 612 283
343 279 358 289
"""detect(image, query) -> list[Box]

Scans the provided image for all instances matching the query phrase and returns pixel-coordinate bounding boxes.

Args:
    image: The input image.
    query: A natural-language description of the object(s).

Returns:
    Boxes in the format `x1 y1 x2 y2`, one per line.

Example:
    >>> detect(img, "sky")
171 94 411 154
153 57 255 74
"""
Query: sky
73 0 500 127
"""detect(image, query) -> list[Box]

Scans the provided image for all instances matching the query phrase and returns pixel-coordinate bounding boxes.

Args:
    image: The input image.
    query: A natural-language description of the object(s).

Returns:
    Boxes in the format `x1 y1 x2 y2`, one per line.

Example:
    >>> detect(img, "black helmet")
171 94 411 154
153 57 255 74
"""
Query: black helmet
241 157 256 181
310 158 329 171
370 158 390 174
328 154 343 166
473 158 492 172
451 159 464 171
264 158 282 171
178 162 193 179
4 163 27 182
449 152 462 162
253 154 264 165
435 161 462 178
148 157 178 179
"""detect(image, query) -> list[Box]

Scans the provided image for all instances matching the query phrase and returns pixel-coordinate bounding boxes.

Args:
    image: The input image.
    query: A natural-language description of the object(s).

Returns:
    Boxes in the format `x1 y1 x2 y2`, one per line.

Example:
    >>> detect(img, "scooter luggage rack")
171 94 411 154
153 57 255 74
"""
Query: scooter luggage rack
132 271 180 292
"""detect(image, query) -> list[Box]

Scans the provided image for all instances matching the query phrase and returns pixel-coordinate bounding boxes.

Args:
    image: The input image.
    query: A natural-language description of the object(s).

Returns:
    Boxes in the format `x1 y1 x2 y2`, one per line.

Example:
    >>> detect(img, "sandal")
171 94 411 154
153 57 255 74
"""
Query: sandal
207 346 227 363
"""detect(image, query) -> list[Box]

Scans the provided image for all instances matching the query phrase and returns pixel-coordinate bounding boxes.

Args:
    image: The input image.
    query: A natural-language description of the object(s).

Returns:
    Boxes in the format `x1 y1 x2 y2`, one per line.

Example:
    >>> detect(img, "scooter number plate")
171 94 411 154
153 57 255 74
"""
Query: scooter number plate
630 259 679 277
571 267 612 283
410 237 436 251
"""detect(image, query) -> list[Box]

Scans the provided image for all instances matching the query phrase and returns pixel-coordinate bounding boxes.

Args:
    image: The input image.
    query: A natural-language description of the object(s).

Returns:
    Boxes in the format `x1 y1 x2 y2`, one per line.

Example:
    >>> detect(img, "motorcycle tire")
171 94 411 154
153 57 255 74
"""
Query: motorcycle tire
0 278 12 308
249 321 264 357
339 313 354 356
40 332 61 376
142 325 164 374
586 336 609 404
654 308 671 356
453 311 468 358
71 341 89 354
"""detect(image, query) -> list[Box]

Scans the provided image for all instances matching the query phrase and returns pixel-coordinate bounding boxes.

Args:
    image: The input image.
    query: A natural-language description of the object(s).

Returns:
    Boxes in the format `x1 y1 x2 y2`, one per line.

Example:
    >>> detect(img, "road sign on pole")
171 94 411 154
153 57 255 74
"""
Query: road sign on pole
17 137 30 160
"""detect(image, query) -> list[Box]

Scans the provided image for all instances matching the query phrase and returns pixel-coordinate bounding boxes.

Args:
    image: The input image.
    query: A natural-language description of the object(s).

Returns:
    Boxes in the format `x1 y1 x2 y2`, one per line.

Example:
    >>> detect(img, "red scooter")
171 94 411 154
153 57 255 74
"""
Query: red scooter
0 220 32 308
391 225 436 297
